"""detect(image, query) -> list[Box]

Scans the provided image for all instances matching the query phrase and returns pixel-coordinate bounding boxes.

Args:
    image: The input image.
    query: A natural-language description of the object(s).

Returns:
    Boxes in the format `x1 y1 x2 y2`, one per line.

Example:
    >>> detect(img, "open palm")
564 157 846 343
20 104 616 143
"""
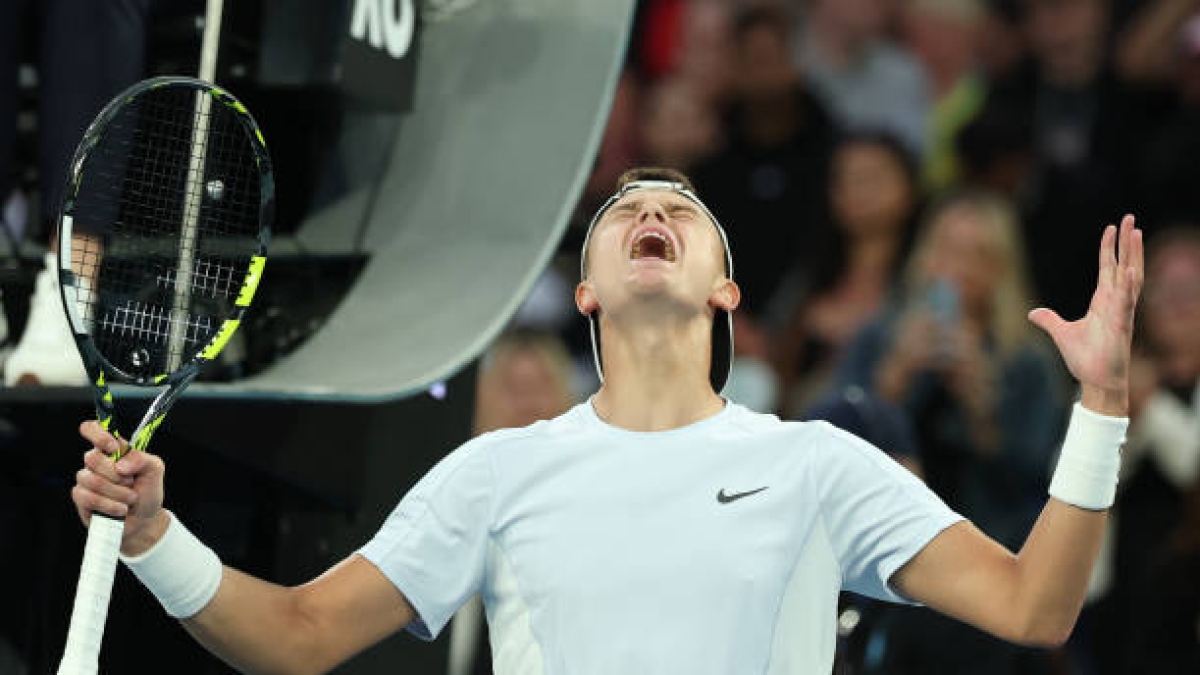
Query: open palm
1028 216 1144 409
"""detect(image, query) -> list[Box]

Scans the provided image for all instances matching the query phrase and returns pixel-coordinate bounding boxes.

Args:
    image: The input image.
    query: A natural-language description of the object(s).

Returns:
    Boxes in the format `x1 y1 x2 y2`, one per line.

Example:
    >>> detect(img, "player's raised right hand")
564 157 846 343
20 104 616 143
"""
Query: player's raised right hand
73 420 170 555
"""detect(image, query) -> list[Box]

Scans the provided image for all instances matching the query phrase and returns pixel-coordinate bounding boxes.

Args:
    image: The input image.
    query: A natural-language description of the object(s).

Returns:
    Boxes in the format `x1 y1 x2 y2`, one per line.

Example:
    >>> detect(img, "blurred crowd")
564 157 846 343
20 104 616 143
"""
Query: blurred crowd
505 0 1200 672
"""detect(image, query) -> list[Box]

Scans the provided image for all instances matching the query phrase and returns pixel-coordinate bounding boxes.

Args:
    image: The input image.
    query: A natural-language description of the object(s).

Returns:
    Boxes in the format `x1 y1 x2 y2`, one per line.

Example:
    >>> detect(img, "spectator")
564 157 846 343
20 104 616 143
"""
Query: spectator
1140 227 1200 408
977 0 1027 81
1081 229 1200 674
837 191 1065 548
2 0 149 386
900 0 990 190
673 0 736 106
632 0 735 105
794 0 931 156
989 0 1157 318
1124 227 1200 499
692 3 837 320
638 77 721 174
1122 478 1200 674
1133 13 1200 227
835 191 1066 672
472 329 577 436
771 132 920 416
955 100 1035 199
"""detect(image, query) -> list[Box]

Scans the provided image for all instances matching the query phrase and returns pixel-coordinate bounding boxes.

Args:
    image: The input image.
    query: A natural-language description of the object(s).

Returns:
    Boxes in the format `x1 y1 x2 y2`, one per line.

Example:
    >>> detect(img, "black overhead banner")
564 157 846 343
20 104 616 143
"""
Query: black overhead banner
342 0 421 111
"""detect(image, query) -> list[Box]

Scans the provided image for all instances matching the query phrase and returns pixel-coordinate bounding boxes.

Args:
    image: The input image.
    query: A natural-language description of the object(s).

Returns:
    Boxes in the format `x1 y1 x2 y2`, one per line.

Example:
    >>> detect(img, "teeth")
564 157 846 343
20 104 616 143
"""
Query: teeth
632 231 674 261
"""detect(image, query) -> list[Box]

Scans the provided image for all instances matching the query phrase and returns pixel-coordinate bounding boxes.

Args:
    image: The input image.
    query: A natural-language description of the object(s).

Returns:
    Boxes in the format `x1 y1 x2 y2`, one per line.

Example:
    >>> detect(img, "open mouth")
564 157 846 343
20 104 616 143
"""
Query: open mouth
630 229 676 262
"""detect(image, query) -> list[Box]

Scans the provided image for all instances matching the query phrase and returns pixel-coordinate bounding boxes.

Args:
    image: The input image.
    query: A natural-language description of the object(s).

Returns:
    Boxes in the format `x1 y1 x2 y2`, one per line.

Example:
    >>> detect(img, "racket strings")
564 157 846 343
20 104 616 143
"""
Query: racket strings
157 259 240 299
96 301 215 346
67 85 262 377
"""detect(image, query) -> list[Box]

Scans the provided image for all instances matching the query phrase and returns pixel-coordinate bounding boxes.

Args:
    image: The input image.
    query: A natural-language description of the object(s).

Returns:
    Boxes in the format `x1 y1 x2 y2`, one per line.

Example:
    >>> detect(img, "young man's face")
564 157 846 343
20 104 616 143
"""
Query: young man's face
577 188 738 322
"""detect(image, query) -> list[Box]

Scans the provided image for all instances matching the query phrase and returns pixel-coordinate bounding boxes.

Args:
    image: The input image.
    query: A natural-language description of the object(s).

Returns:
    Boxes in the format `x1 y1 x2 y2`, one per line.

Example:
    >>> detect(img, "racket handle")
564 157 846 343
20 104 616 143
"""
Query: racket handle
58 514 124 675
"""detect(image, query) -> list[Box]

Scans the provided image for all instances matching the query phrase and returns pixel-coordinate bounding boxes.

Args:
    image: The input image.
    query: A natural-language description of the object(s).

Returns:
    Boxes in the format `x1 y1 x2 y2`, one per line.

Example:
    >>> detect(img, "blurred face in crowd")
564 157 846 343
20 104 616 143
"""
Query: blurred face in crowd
813 0 889 45
579 189 735 324
901 0 983 89
735 23 796 98
475 347 573 433
677 0 735 103
640 79 720 171
978 5 1026 78
1143 241 1200 382
919 204 1003 318
1025 0 1108 84
830 140 916 239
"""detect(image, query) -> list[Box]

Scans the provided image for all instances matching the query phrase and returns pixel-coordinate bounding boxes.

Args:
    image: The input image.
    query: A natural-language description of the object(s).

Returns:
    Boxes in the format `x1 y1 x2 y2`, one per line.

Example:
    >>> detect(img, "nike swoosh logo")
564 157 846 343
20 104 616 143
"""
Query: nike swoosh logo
716 486 768 504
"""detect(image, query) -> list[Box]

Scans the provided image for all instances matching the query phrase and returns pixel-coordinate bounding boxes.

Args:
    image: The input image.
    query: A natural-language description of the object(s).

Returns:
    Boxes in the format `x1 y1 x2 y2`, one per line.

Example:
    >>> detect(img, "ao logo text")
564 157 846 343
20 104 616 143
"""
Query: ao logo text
350 0 415 59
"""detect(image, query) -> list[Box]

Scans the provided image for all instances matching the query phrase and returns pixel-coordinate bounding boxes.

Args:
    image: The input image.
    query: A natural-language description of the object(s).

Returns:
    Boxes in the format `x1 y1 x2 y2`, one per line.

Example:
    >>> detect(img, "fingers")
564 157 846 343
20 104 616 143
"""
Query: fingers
75 448 164 525
72 484 129 520
114 449 165 483
1028 307 1068 340
78 449 137 520
84 445 166 489
1099 224 1117 285
84 447 127 484
1116 215 1144 314
79 420 123 455
76 466 138 506
1118 215 1132 268
1128 221 1144 297
1114 215 1140 277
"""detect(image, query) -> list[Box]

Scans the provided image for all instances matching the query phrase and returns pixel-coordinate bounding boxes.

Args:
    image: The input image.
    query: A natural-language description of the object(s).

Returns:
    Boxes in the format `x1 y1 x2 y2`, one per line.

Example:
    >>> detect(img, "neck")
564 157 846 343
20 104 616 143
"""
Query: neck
847 230 899 279
592 311 725 431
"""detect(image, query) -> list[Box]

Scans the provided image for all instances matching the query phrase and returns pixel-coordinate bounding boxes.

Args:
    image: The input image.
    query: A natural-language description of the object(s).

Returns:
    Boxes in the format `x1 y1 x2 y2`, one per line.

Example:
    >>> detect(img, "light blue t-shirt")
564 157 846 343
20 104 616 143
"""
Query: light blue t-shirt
359 400 962 674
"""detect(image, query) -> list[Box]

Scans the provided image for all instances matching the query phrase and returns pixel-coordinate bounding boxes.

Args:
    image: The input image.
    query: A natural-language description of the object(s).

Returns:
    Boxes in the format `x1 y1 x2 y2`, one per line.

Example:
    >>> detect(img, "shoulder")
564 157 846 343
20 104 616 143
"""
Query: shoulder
467 403 594 454
788 418 921 489
720 403 852 453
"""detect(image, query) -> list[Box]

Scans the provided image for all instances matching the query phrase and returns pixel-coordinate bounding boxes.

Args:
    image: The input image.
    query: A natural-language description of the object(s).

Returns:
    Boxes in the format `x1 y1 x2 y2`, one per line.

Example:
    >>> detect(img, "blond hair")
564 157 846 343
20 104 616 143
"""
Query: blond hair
904 190 1040 358
475 329 576 434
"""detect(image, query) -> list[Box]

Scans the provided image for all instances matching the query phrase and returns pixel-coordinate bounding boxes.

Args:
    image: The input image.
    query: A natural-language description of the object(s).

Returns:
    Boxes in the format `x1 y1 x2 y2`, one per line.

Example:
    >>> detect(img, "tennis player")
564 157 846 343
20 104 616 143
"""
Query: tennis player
72 167 1140 673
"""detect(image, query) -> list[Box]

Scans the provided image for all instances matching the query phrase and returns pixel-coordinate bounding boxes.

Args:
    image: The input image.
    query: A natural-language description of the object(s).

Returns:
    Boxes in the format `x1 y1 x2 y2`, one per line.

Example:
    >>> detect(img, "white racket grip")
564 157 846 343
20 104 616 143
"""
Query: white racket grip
57 514 124 675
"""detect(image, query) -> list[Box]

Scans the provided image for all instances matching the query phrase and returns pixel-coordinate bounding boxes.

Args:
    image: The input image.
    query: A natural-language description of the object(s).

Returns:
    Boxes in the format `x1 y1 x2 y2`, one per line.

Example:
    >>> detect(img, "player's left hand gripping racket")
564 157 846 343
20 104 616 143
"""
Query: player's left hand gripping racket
55 76 272 675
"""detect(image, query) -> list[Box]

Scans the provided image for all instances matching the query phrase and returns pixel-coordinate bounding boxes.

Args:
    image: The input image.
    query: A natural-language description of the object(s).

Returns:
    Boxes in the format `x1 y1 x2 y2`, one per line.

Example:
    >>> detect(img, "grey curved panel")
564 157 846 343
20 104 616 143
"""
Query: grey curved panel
191 0 634 401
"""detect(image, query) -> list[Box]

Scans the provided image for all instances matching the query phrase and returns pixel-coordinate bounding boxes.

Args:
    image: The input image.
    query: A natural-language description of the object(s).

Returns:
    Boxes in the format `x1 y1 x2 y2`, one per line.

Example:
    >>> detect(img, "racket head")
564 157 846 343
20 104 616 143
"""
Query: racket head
57 76 273 387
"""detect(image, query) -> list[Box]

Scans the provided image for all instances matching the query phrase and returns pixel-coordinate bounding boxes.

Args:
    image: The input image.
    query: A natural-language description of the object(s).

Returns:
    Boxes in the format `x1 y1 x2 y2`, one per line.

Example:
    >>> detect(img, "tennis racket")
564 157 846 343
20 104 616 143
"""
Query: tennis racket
55 76 272 675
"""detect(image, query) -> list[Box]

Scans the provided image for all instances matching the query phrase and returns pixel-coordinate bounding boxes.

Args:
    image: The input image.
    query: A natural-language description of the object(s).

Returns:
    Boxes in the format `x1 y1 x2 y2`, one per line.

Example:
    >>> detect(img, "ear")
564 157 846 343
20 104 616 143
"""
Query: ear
709 278 741 312
575 280 599 316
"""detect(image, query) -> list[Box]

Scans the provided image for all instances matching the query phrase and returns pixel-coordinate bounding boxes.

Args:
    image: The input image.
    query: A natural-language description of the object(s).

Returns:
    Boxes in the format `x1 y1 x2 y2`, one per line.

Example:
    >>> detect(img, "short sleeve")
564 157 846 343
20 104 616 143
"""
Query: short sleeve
812 422 963 604
358 436 494 640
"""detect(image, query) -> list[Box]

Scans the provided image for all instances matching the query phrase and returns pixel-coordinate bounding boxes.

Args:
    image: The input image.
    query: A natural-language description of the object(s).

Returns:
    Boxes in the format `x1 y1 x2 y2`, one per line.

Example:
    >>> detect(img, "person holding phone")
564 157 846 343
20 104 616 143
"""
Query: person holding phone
837 190 1067 550
834 189 1070 670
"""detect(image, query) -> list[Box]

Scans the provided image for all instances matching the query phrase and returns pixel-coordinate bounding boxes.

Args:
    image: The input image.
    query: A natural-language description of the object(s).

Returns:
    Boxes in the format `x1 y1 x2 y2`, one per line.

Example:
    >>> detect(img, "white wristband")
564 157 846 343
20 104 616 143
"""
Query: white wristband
1048 403 1129 511
119 511 223 619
